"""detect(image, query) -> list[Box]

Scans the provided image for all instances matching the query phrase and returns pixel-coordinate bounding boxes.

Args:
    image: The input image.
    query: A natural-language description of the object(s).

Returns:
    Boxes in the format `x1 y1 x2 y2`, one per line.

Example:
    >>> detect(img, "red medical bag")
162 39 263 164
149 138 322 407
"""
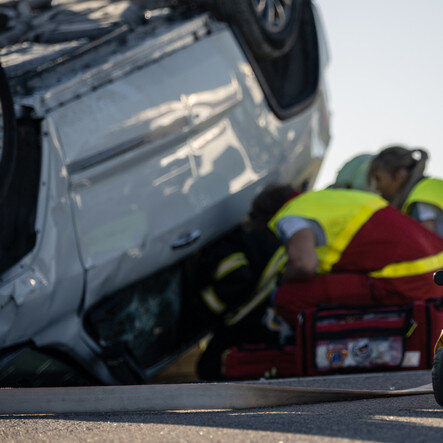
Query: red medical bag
223 344 299 380
224 299 443 380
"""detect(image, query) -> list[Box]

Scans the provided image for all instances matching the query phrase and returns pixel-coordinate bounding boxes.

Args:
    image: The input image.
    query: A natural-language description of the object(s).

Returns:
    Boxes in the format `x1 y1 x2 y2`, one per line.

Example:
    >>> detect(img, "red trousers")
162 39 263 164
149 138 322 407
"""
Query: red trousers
274 206 443 327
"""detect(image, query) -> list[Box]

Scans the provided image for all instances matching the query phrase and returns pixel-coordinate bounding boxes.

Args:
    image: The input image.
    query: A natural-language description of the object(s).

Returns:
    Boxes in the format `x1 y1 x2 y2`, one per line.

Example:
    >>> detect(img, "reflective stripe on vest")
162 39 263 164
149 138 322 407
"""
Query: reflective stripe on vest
268 190 387 273
201 286 226 314
369 250 443 278
214 252 249 280
402 178 443 214
225 247 287 326
256 246 287 292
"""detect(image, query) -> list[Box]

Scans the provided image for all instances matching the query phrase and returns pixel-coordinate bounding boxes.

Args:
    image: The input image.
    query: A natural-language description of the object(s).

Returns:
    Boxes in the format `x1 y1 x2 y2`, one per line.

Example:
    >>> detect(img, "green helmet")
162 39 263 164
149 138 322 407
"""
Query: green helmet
333 154 374 191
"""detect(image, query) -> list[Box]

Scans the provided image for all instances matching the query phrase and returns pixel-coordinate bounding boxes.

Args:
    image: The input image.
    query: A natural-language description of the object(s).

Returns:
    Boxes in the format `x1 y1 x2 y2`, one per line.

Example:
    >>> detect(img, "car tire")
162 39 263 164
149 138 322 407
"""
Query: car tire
194 0 307 60
0 64 16 202
432 347 443 407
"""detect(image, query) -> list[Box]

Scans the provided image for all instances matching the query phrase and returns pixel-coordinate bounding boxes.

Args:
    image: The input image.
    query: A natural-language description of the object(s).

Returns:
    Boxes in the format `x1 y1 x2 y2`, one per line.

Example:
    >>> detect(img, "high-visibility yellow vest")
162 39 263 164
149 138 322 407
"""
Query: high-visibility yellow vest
268 189 443 278
268 189 387 274
402 178 443 214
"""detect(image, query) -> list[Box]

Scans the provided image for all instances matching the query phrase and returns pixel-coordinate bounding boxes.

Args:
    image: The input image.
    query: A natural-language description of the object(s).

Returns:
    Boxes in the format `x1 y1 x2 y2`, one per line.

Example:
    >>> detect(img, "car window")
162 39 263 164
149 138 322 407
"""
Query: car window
0 64 15 200
85 266 182 370
0 91 3 157
251 4 320 119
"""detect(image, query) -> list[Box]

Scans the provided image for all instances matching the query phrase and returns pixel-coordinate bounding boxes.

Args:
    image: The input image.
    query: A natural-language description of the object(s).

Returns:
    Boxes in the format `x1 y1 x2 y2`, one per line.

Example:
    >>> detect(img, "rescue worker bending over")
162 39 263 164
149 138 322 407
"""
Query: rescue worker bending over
250 184 443 328
368 145 443 236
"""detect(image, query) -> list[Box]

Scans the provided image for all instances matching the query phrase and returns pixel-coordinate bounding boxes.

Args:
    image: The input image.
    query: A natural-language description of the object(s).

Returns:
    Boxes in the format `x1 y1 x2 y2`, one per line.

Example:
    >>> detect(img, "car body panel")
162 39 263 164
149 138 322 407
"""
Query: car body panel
0 121 84 348
41 27 329 308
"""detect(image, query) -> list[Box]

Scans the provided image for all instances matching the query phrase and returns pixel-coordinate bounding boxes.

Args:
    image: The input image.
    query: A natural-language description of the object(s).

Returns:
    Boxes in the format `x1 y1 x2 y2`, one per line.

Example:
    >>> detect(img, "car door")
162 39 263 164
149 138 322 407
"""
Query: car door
45 28 243 309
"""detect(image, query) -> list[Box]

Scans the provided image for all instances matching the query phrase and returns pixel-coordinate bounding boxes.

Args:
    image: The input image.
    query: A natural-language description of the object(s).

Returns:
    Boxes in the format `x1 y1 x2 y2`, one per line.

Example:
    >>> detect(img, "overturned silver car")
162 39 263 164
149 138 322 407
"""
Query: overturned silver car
0 0 330 385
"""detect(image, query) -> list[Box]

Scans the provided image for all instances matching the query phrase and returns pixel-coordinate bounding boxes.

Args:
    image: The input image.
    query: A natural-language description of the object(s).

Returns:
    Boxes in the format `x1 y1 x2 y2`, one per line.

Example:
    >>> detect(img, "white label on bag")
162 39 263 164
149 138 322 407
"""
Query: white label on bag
316 337 403 370
401 351 421 367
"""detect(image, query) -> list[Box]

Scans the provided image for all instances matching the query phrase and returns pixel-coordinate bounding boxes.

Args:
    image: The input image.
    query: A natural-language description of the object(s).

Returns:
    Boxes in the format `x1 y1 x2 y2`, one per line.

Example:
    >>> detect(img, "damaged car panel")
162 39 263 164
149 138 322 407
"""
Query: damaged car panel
0 0 330 385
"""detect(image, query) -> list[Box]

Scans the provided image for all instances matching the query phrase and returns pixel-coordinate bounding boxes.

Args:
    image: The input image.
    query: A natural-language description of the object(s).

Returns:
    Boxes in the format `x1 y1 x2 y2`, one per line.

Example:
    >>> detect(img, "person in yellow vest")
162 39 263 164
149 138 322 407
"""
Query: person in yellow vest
367 145 443 236
250 184 443 328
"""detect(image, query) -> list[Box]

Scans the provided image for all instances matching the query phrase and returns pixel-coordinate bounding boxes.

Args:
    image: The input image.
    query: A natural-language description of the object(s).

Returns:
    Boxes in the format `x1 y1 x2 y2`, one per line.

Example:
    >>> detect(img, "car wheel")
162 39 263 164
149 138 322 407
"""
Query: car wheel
195 0 307 60
0 64 16 202
432 347 443 407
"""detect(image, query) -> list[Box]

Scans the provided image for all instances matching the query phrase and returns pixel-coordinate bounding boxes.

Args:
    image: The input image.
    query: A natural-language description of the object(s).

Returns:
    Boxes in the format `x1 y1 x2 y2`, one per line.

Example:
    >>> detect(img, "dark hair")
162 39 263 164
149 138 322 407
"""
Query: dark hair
248 183 295 230
368 145 428 179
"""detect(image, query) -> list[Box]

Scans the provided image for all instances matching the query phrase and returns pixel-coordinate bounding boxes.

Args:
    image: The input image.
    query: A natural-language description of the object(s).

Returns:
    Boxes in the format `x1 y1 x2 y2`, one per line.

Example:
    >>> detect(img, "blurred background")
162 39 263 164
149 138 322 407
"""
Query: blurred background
314 0 443 189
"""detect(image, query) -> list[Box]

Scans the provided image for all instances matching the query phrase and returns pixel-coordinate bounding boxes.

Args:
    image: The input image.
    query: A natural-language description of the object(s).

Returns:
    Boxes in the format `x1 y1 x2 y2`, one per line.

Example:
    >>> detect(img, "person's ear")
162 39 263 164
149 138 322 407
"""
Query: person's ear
394 168 408 185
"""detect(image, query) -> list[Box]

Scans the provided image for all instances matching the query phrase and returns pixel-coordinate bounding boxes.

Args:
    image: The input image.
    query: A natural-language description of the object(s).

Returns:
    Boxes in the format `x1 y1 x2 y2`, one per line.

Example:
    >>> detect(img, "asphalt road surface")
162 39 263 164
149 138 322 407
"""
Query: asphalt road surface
1 371 442 442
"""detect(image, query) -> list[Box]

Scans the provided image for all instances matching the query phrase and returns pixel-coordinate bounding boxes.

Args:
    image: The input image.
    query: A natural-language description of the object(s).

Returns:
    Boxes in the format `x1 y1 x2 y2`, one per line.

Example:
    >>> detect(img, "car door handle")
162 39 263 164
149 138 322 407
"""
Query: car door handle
171 229 201 250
